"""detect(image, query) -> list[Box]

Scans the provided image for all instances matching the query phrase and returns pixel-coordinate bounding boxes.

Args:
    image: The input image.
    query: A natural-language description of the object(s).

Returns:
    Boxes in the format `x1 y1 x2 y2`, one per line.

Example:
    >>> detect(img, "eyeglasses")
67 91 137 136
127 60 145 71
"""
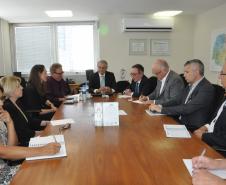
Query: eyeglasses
130 73 139 76
54 71 64 75
220 73 226 76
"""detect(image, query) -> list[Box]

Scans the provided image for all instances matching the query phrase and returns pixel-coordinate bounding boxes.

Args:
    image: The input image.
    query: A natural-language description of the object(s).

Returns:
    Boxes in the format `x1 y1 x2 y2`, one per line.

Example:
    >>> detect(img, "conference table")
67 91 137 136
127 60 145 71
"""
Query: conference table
10 95 222 185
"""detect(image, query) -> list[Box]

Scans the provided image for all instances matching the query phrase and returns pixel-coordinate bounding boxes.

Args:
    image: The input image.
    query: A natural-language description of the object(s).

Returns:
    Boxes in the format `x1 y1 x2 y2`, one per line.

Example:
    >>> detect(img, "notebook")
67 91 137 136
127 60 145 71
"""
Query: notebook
163 124 191 138
50 118 75 126
183 159 226 179
26 135 67 161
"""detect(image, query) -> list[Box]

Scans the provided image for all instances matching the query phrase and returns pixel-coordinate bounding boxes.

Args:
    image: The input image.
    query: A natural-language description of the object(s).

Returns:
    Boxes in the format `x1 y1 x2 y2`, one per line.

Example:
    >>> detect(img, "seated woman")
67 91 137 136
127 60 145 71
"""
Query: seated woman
0 85 60 185
0 76 49 146
23 65 57 120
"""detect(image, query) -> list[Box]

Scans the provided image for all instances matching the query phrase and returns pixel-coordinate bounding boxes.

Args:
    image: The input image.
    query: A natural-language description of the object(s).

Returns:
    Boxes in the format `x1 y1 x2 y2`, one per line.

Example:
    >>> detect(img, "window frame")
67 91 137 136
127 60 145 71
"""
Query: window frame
10 21 99 75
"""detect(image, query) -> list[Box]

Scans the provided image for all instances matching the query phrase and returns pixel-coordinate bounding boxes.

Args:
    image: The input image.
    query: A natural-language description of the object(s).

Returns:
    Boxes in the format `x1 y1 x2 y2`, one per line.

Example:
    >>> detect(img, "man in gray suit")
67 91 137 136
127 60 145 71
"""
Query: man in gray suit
140 59 184 106
149 59 215 132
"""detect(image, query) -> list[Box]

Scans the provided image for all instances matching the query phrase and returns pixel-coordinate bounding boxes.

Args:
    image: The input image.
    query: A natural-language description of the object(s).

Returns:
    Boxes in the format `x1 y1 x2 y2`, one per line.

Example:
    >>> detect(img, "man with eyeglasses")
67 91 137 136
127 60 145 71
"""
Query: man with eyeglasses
124 64 151 97
46 63 70 107
89 60 116 94
139 59 184 106
193 61 226 153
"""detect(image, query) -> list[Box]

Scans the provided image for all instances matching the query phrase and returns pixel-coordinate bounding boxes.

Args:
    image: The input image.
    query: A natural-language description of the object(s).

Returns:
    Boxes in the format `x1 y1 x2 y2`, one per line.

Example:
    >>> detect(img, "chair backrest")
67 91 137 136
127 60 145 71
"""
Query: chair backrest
86 69 94 82
116 81 130 93
142 76 157 96
179 73 188 87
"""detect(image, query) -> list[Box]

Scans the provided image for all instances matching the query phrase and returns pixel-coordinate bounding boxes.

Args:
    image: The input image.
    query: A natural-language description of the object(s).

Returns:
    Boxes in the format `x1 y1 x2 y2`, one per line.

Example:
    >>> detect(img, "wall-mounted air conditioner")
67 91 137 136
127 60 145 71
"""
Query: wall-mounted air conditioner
122 18 174 32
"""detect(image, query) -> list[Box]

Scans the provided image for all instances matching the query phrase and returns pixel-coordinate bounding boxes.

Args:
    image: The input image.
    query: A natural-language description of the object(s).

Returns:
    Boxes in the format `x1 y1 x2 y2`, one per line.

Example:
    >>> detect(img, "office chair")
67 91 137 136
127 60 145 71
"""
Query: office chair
86 69 94 82
116 81 130 93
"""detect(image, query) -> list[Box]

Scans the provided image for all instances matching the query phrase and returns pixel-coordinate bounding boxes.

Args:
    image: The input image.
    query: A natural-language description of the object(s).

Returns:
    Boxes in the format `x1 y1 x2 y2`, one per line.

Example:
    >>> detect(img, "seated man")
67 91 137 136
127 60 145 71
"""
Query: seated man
140 59 184 106
149 59 215 132
89 60 116 94
192 156 226 185
193 61 226 151
124 64 151 97
46 63 70 107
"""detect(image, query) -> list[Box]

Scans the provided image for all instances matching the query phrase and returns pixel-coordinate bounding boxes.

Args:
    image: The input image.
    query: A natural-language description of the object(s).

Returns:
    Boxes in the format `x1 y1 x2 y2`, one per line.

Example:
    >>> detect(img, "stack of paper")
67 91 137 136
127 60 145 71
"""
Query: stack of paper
163 124 191 138
51 118 75 126
119 110 127 115
132 100 145 104
183 159 226 179
145 109 165 116
26 135 67 160
118 94 131 99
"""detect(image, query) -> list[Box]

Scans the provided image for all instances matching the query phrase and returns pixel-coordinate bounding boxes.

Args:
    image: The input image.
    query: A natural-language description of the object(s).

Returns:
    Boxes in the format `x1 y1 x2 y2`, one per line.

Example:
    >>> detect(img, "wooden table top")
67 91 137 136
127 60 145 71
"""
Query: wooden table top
10 96 222 185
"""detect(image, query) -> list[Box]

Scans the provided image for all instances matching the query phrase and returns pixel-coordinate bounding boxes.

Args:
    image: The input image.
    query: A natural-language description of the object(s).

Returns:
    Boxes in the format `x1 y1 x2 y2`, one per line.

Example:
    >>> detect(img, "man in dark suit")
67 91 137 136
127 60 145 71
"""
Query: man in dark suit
89 60 116 94
149 59 215 132
193 61 226 150
140 59 184 106
124 64 150 97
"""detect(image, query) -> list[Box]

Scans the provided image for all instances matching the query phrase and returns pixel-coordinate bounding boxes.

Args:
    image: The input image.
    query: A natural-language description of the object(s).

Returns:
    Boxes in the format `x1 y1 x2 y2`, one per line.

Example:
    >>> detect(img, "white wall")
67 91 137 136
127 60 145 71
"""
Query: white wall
0 18 12 75
194 3 226 83
99 14 195 81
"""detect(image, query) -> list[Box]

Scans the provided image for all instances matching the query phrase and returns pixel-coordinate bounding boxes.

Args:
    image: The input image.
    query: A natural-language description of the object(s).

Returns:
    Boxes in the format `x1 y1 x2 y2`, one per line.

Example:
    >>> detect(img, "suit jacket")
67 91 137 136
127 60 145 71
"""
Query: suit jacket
89 71 116 93
202 99 226 149
149 70 184 106
161 78 215 132
130 75 149 97
3 99 44 146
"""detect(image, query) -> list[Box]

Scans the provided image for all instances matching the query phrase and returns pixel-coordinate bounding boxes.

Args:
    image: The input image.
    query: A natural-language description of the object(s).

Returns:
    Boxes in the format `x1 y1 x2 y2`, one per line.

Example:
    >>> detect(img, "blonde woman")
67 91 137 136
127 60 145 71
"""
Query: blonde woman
0 85 60 185
0 76 49 146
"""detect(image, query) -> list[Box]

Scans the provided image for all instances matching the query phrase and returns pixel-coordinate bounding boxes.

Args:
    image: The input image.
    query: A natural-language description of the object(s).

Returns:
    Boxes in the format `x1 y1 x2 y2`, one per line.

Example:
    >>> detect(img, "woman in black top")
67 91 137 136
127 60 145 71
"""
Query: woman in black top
23 65 57 120
0 76 48 146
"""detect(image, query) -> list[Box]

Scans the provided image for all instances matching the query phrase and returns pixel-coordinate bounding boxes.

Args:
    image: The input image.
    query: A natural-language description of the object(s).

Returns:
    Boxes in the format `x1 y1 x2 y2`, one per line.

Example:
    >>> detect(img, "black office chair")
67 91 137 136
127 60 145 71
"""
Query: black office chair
116 81 130 93
86 69 94 82
13 72 27 88
142 76 157 96
179 73 188 87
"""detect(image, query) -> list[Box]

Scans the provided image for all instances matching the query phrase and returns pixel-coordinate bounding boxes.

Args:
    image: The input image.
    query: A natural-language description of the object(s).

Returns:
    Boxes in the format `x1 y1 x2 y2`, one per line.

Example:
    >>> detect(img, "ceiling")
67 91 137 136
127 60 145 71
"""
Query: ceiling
0 0 225 23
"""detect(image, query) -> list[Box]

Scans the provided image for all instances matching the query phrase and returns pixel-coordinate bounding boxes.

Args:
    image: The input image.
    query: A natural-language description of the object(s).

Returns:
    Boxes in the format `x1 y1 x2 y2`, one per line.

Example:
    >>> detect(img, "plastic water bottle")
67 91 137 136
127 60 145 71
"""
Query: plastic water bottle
81 85 86 101
85 81 90 99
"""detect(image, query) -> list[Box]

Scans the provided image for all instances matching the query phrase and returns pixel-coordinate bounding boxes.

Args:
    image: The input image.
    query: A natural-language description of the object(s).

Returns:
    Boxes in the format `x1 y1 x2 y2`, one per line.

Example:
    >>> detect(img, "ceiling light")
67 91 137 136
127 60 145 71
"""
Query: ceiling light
153 11 183 17
45 10 73 18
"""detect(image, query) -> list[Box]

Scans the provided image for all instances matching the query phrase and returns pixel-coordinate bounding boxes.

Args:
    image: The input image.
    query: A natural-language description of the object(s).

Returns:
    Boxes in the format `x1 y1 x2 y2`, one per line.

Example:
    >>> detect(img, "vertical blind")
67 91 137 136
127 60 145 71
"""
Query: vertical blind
13 23 96 73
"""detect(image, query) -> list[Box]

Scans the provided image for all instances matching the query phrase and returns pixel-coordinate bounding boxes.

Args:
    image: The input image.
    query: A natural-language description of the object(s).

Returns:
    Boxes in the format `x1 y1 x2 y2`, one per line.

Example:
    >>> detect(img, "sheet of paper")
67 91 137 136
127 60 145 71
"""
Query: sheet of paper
103 102 119 126
119 110 127 115
132 100 145 104
26 135 67 160
51 118 75 126
163 124 191 138
118 94 131 99
145 109 165 116
183 159 226 179
94 103 103 126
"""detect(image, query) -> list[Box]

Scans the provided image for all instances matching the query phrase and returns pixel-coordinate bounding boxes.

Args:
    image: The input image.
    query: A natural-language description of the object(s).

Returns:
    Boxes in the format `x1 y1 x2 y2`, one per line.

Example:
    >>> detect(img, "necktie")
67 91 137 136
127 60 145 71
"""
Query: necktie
184 85 193 104
100 76 105 87
135 82 139 94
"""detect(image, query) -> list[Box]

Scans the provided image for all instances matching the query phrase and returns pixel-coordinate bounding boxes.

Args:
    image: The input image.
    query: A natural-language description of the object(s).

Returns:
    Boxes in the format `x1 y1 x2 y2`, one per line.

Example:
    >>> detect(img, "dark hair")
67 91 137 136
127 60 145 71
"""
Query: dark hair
184 59 204 76
132 64 144 73
28 65 46 96
50 63 62 74
0 85 5 101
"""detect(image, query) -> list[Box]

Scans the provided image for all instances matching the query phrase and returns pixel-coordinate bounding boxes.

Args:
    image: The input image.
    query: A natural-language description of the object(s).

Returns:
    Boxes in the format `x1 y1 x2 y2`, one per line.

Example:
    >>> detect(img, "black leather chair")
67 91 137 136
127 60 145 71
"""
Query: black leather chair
179 73 188 87
86 69 94 82
116 81 130 93
142 76 157 96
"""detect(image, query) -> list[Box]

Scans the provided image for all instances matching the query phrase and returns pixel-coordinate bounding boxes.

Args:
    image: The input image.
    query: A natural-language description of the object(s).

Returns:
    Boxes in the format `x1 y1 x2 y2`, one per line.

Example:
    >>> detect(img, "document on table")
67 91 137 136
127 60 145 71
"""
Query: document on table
51 118 75 126
119 110 127 115
145 109 165 116
94 102 119 126
132 100 145 104
118 94 131 99
26 135 67 160
163 124 191 138
183 159 226 179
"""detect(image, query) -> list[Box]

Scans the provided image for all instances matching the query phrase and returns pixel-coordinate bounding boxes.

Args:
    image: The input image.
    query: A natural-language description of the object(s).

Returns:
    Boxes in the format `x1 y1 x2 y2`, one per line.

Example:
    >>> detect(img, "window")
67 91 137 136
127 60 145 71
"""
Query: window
12 22 98 74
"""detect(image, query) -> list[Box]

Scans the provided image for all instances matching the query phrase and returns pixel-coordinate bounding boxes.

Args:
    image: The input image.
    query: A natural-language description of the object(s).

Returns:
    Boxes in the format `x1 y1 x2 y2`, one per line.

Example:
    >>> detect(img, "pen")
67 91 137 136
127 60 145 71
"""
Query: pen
200 148 206 157
53 135 57 143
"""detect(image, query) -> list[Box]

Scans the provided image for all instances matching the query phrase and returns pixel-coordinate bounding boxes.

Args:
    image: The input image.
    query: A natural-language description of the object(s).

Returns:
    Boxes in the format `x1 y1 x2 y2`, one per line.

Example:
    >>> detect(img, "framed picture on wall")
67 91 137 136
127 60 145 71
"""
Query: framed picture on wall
129 39 147 55
150 39 170 56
